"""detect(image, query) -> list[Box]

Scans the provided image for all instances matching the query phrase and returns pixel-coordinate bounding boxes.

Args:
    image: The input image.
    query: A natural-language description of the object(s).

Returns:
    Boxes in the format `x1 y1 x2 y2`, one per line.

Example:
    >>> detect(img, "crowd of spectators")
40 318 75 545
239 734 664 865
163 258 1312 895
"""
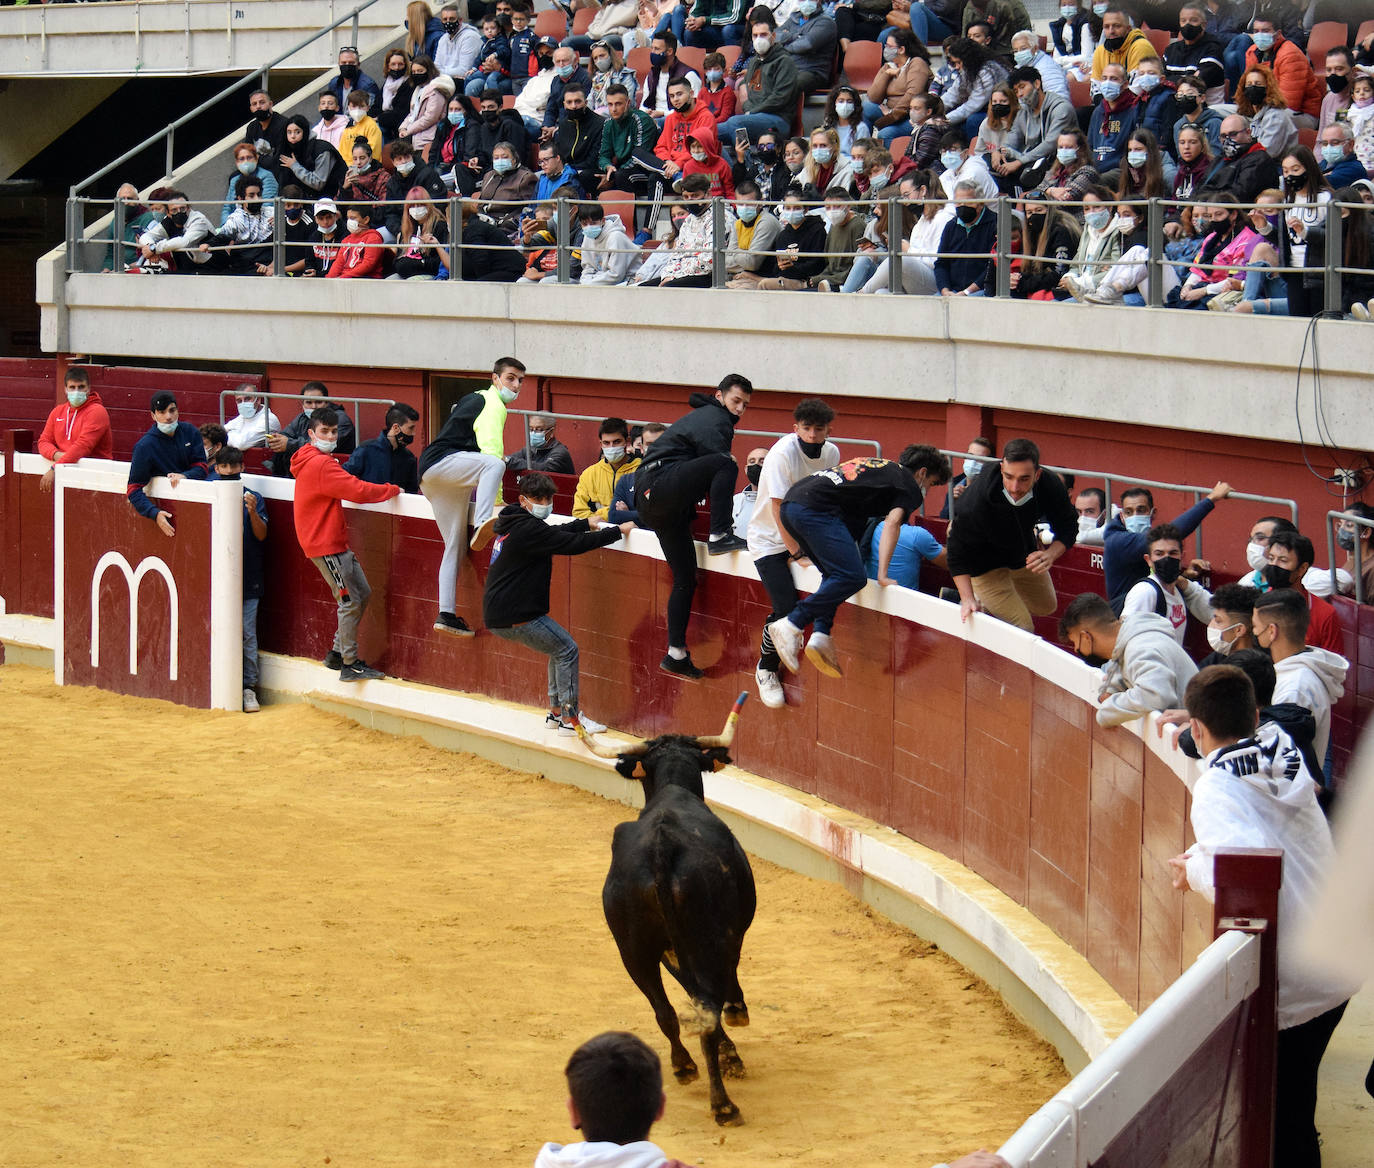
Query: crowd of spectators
98 2 1374 313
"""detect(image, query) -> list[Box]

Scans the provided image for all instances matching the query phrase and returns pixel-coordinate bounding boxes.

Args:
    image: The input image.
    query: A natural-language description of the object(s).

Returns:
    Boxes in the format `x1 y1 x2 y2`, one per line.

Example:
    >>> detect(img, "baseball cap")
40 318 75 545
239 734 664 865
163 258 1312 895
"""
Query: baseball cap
313 198 339 217
539 35 559 49
150 391 177 413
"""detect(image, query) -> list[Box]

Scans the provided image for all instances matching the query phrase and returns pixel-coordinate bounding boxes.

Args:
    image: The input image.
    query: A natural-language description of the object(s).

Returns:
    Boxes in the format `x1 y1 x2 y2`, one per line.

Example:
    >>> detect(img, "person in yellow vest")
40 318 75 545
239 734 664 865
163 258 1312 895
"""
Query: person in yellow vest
572 416 641 522
418 356 525 636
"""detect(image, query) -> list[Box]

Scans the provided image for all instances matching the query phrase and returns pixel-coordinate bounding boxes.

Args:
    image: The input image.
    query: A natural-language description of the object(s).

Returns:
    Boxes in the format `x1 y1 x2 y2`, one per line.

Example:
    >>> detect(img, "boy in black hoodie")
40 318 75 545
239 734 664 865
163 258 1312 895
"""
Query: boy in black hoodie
633 374 752 679
481 472 629 734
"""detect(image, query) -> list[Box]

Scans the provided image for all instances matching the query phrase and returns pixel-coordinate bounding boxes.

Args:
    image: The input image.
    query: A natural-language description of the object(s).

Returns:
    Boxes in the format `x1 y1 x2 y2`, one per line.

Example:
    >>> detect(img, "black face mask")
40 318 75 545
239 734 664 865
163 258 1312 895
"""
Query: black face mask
443 20 460 32
1153 557 1182 586
1103 33 1125 51
218 471 241 480
1283 173 1303 190
412 73 428 83
1179 22 1203 41
1176 94 1199 113
340 63 359 80
483 109 501 124
166 212 187 227
681 199 706 215
956 204 980 224
394 431 414 447
255 109 273 123
285 208 303 222
797 438 825 458
1243 84 1267 106
990 104 1011 116
320 109 338 122
567 105 587 119
1328 73 1349 94
1079 651 1109 669
757 145 778 163
1263 563 1294 590
745 463 762 487
388 67 407 78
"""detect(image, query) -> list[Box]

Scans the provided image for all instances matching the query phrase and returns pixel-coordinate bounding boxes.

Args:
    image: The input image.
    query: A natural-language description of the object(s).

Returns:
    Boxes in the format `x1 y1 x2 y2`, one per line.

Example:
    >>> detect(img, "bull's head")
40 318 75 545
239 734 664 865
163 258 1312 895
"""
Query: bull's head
578 693 748 793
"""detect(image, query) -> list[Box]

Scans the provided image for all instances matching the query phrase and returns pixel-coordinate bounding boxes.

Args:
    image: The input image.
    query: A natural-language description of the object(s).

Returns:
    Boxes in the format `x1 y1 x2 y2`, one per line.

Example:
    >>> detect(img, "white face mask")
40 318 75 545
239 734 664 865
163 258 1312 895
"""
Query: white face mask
962 458 982 480
347 216 362 233
1078 514 1099 536
236 400 257 419
1246 541 1268 571
498 385 519 404
312 436 337 454
752 35 772 55
66 388 88 408
530 501 553 520
603 444 625 462
396 160 415 175
1206 621 1243 655
690 149 708 162
408 205 428 221
1003 488 1035 507
156 419 178 436
835 101 855 118
348 108 365 123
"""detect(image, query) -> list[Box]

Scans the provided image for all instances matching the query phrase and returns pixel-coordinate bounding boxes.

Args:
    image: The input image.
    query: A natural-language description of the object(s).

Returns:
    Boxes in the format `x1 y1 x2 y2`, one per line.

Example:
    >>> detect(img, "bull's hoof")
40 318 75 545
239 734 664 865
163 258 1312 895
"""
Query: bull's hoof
672 1061 699 1084
713 1103 744 1127
723 1003 750 1027
718 1049 747 1079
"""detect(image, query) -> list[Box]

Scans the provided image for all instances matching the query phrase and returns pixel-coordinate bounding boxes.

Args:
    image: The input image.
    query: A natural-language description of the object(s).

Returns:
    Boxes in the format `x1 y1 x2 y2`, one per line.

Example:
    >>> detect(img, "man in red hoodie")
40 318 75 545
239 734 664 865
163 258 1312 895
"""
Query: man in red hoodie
291 406 401 681
37 367 113 492
655 76 718 187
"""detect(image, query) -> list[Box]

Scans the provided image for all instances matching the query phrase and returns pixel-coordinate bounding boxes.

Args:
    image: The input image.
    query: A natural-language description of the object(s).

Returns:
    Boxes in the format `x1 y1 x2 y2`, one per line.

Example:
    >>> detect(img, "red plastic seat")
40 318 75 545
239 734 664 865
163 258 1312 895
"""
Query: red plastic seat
534 9 565 41
843 41 883 93
1307 21 1349 74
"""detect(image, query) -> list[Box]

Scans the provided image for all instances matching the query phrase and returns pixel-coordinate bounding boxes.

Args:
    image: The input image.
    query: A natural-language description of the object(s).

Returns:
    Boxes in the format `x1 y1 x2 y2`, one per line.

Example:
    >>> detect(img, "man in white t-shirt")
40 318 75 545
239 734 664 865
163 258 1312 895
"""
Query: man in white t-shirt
733 447 768 538
1120 522 1212 646
224 385 282 450
746 399 840 709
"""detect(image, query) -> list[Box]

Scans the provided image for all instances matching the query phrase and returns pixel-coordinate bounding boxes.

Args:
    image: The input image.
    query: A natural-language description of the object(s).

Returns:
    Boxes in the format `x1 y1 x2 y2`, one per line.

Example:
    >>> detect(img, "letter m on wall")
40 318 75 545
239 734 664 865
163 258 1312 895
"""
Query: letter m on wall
90 552 179 681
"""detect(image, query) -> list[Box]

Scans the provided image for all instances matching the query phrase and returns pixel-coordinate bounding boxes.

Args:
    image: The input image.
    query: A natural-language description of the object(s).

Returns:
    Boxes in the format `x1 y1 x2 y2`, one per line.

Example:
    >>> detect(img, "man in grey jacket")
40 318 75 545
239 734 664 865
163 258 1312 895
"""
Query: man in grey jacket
776 3 837 94
997 66 1077 192
1060 593 1198 728
724 179 782 278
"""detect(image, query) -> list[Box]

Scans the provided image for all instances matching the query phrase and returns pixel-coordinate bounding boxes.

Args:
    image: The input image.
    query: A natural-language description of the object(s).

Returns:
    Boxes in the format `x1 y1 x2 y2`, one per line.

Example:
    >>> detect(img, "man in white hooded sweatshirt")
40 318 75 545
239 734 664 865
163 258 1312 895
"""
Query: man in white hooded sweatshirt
1168 666 1357 1168
1253 588 1348 763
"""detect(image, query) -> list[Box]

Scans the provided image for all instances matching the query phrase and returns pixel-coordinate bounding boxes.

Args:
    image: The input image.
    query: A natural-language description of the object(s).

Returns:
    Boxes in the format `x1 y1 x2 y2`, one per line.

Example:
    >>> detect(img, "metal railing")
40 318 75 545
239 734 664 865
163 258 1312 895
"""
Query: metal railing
1326 509 1372 606
215 387 402 444
71 0 388 198
936 450 1299 559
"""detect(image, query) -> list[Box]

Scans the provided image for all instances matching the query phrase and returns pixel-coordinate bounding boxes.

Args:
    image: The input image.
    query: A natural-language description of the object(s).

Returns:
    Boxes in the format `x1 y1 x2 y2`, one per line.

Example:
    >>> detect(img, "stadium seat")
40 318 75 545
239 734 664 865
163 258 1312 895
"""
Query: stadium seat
1307 21 1348 74
572 7 595 36
1359 20 1374 48
534 9 566 40
720 45 741 71
843 41 883 92
599 189 635 229
1298 126 1318 150
1140 27 1171 57
627 45 650 85
677 46 707 74
1069 75 1093 109
888 135 911 158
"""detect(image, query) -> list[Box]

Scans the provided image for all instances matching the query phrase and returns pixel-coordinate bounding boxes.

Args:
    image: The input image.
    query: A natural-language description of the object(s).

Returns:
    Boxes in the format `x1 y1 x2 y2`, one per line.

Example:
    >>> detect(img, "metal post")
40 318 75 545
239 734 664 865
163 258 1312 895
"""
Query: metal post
351 12 360 47
711 197 727 289
165 126 175 180
887 194 902 294
556 196 571 284
272 195 285 276
995 196 1011 299
1323 200 1343 315
448 195 463 281
1147 197 1164 308
113 197 127 272
65 198 78 275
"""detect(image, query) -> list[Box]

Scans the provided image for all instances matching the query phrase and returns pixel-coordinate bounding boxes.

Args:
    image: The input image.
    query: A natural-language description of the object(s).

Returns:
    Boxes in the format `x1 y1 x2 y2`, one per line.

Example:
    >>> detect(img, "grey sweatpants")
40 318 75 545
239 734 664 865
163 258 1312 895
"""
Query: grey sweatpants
420 450 506 613
311 549 372 664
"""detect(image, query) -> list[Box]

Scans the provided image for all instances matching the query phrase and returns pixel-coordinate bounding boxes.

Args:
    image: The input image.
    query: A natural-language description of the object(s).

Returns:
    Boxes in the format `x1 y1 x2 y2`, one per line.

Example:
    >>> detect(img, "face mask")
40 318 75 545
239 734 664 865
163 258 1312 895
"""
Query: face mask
785 158 804 174
824 207 846 227
940 150 963 172
1077 514 1099 536
156 419 178 436
835 101 856 119
707 68 724 83
1328 74 1349 94
567 105 587 119
798 438 825 458
1115 216 1138 235
236 400 257 420
1207 622 1243 655
1099 80 1121 101
443 20 460 32
799 0 819 14
340 63 359 80
448 110 465 126
395 432 414 447
66 388 88 407
530 501 553 520
782 208 805 226
388 66 407 78
529 430 548 448
1320 144 1345 168
396 160 415 176
1176 94 1199 113
557 63 574 79
1243 85 1266 106
477 109 500 126
813 146 832 165
498 386 518 404
603 444 625 462
236 159 255 175
1103 33 1126 51
594 56 613 73
347 216 362 233
1003 488 1035 507
1179 22 1202 41
1093 2 1108 13
1357 94 1374 109
963 458 982 480
690 148 708 162
319 109 338 122
746 463 762 486
757 145 778 163
736 204 759 224
956 205 981 224
990 104 1011 117
882 41 900 62
312 436 337 453
1084 208 1111 231
1337 529 1356 551
285 207 303 223
493 156 514 173
412 74 428 83
1283 173 1303 191
408 205 428 222
583 223 603 239
349 108 366 123
1056 146 1078 165
752 36 772 56
1014 49 1035 67
1245 541 1268 571
1061 5 1078 19
1251 32 1274 52
1152 556 1182 586
1220 137 1246 160
1126 149 1148 169
1133 74 1160 93
869 168 891 189
1263 563 1293 590
255 108 273 123
1123 513 1151 534
649 51 666 68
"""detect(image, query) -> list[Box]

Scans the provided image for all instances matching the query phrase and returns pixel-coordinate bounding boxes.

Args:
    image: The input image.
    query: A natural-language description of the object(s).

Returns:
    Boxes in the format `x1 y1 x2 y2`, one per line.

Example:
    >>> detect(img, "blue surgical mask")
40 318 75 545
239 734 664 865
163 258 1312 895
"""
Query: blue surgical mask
1084 208 1111 230
1321 144 1345 167
1057 146 1078 164
1124 514 1152 534
781 208 805 226
448 110 464 125
236 400 257 419
66 388 88 407
1126 149 1148 168
530 501 553 520
1133 73 1160 93
1014 48 1035 67
940 150 963 172
707 68 723 83
963 458 982 480
1099 80 1122 101
557 63 574 79
582 223 603 239
1060 4 1078 18
736 204 759 223
1252 31 1274 52
156 419 178 436
493 156 514 173
813 146 832 164
529 430 548 448
799 0 819 14
1003 489 1035 508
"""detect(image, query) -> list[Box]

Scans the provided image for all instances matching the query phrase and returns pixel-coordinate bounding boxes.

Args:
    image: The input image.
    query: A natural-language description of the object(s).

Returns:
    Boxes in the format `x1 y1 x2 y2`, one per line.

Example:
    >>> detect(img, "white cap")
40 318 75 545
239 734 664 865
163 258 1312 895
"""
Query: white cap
313 198 338 216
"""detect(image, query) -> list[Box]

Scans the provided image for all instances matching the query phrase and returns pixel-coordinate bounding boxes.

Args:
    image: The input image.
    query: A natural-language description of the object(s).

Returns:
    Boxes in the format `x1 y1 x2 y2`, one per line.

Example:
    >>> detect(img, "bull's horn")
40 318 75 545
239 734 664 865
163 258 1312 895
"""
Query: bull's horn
576 723 651 760
695 691 749 749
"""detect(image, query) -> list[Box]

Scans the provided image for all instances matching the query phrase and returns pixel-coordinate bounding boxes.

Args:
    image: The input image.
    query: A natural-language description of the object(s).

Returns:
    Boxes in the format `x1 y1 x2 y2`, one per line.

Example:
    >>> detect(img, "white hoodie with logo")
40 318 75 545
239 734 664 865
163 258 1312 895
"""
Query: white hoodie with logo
1272 648 1349 761
533 1140 669 1168
1183 730 1359 1028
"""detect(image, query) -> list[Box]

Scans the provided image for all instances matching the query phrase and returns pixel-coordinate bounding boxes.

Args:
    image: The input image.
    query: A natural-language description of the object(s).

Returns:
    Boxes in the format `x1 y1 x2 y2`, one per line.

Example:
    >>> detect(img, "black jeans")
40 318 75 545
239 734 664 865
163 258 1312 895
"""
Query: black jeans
754 550 798 672
636 453 738 647
1275 999 1348 1167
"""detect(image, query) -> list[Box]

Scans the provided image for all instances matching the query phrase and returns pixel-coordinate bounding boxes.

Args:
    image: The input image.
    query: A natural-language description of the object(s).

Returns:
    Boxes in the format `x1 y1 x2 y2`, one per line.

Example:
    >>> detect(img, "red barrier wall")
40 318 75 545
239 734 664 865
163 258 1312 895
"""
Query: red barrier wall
1 437 55 619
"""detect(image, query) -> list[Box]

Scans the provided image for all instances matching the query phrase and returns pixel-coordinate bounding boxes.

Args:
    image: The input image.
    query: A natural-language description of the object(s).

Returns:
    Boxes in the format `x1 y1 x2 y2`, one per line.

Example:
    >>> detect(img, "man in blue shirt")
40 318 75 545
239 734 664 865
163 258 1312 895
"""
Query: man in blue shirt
865 518 946 590
126 390 210 537
1102 480 1232 604
345 403 421 493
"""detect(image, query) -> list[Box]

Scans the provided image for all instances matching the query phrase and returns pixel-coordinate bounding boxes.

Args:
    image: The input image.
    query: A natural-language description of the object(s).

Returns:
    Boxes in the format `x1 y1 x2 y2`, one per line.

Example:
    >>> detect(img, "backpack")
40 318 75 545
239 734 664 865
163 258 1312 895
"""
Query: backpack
1109 575 1170 618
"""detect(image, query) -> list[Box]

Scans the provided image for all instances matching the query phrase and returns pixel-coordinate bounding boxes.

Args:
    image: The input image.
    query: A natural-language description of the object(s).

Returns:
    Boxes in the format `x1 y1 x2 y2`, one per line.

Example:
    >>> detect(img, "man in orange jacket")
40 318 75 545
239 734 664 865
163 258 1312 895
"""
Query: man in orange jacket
291 405 401 681
1244 14 1322 125
37 367 113 492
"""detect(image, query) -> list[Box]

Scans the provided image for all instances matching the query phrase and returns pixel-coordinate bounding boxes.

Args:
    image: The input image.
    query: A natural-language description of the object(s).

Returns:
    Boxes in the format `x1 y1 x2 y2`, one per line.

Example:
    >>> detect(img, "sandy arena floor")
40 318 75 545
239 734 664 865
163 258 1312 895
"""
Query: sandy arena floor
0 664 1066 1167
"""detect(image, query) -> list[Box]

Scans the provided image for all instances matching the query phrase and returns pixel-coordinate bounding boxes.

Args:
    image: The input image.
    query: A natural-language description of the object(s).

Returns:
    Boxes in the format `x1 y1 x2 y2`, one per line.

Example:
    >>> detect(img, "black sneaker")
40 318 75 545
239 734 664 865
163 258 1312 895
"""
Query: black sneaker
340 660 385 682
708 533 748 556
660 653 704 680
434 612 475 637
323 650 344 670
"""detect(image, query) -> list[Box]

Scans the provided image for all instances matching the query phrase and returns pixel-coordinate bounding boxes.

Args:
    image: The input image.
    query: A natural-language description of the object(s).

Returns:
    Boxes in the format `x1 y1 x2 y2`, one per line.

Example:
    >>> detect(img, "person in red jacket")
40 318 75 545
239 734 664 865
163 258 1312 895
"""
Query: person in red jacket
290 406 401 681
699 51 737 124
37 367 113 492
655 75 719 184
680 124 735 197
326 204 385 278
1244 15 1322 125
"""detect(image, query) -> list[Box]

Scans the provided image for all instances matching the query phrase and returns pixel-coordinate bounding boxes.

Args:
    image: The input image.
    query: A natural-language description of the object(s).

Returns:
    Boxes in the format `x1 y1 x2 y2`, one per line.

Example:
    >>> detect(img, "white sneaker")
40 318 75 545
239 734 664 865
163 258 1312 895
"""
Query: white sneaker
242 687 260 713
1352 301 1372 322
766 619 804 673
1064 275 1091 302
805 632 843 678
755 667 785 709
578 713 607 734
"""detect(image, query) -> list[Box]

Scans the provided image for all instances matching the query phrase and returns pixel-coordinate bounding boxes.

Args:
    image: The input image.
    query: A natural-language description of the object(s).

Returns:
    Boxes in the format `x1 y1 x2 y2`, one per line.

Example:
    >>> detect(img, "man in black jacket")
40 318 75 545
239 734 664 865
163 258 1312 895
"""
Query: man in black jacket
384 141 450 238
344 402 421 493
506 413 576 473
1199 115 1279 203
244 90 289 171
267 381 356 476
1163 5 1228 99
465 94 530 174
635 374 752 679
553 83 607 199
946 436 1078 631
482 472 629 735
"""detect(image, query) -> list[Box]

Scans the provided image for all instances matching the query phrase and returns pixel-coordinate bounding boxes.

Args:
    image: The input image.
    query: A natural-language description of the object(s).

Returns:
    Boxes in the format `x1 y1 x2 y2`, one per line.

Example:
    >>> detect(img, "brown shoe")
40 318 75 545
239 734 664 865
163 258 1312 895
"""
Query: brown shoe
469 514 499 551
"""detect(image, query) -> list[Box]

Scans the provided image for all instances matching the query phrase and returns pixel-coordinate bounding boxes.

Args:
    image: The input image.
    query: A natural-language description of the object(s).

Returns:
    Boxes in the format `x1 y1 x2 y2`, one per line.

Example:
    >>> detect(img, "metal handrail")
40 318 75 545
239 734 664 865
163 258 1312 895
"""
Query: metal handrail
1326 510 1371 606
935 449 1299 559
215 387 401 439
71 0 390 197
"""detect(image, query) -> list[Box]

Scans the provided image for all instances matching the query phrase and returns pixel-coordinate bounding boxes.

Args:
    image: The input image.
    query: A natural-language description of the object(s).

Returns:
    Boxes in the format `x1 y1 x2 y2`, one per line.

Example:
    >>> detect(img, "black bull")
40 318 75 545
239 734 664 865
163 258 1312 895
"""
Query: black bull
580 694 757 1125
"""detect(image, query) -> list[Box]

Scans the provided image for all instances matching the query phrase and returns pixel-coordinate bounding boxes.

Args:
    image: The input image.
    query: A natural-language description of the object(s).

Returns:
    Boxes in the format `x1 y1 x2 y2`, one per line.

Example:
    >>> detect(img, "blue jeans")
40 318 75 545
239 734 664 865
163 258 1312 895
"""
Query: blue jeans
1223 34 1251 90
841 254 878 292
684 21 744 50
491 615 581 713
719 112 792 161
654 6 687 41
1122 291 1145 306
465 73 511 97
861 99 911 142
1243 260 1286 306
778 502 868 636
243 596 260 688
907 4 956 43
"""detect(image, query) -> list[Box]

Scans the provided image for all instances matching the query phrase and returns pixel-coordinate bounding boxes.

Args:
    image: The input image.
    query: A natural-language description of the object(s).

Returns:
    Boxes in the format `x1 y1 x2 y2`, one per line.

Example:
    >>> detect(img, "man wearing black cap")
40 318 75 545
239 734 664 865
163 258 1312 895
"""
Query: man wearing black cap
126 391 211 537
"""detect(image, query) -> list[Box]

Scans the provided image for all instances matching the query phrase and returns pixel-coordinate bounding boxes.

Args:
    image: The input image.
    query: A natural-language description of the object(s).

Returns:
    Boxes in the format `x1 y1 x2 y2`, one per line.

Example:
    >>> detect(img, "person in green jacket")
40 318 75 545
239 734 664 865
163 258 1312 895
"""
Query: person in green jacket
597 83 664 237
